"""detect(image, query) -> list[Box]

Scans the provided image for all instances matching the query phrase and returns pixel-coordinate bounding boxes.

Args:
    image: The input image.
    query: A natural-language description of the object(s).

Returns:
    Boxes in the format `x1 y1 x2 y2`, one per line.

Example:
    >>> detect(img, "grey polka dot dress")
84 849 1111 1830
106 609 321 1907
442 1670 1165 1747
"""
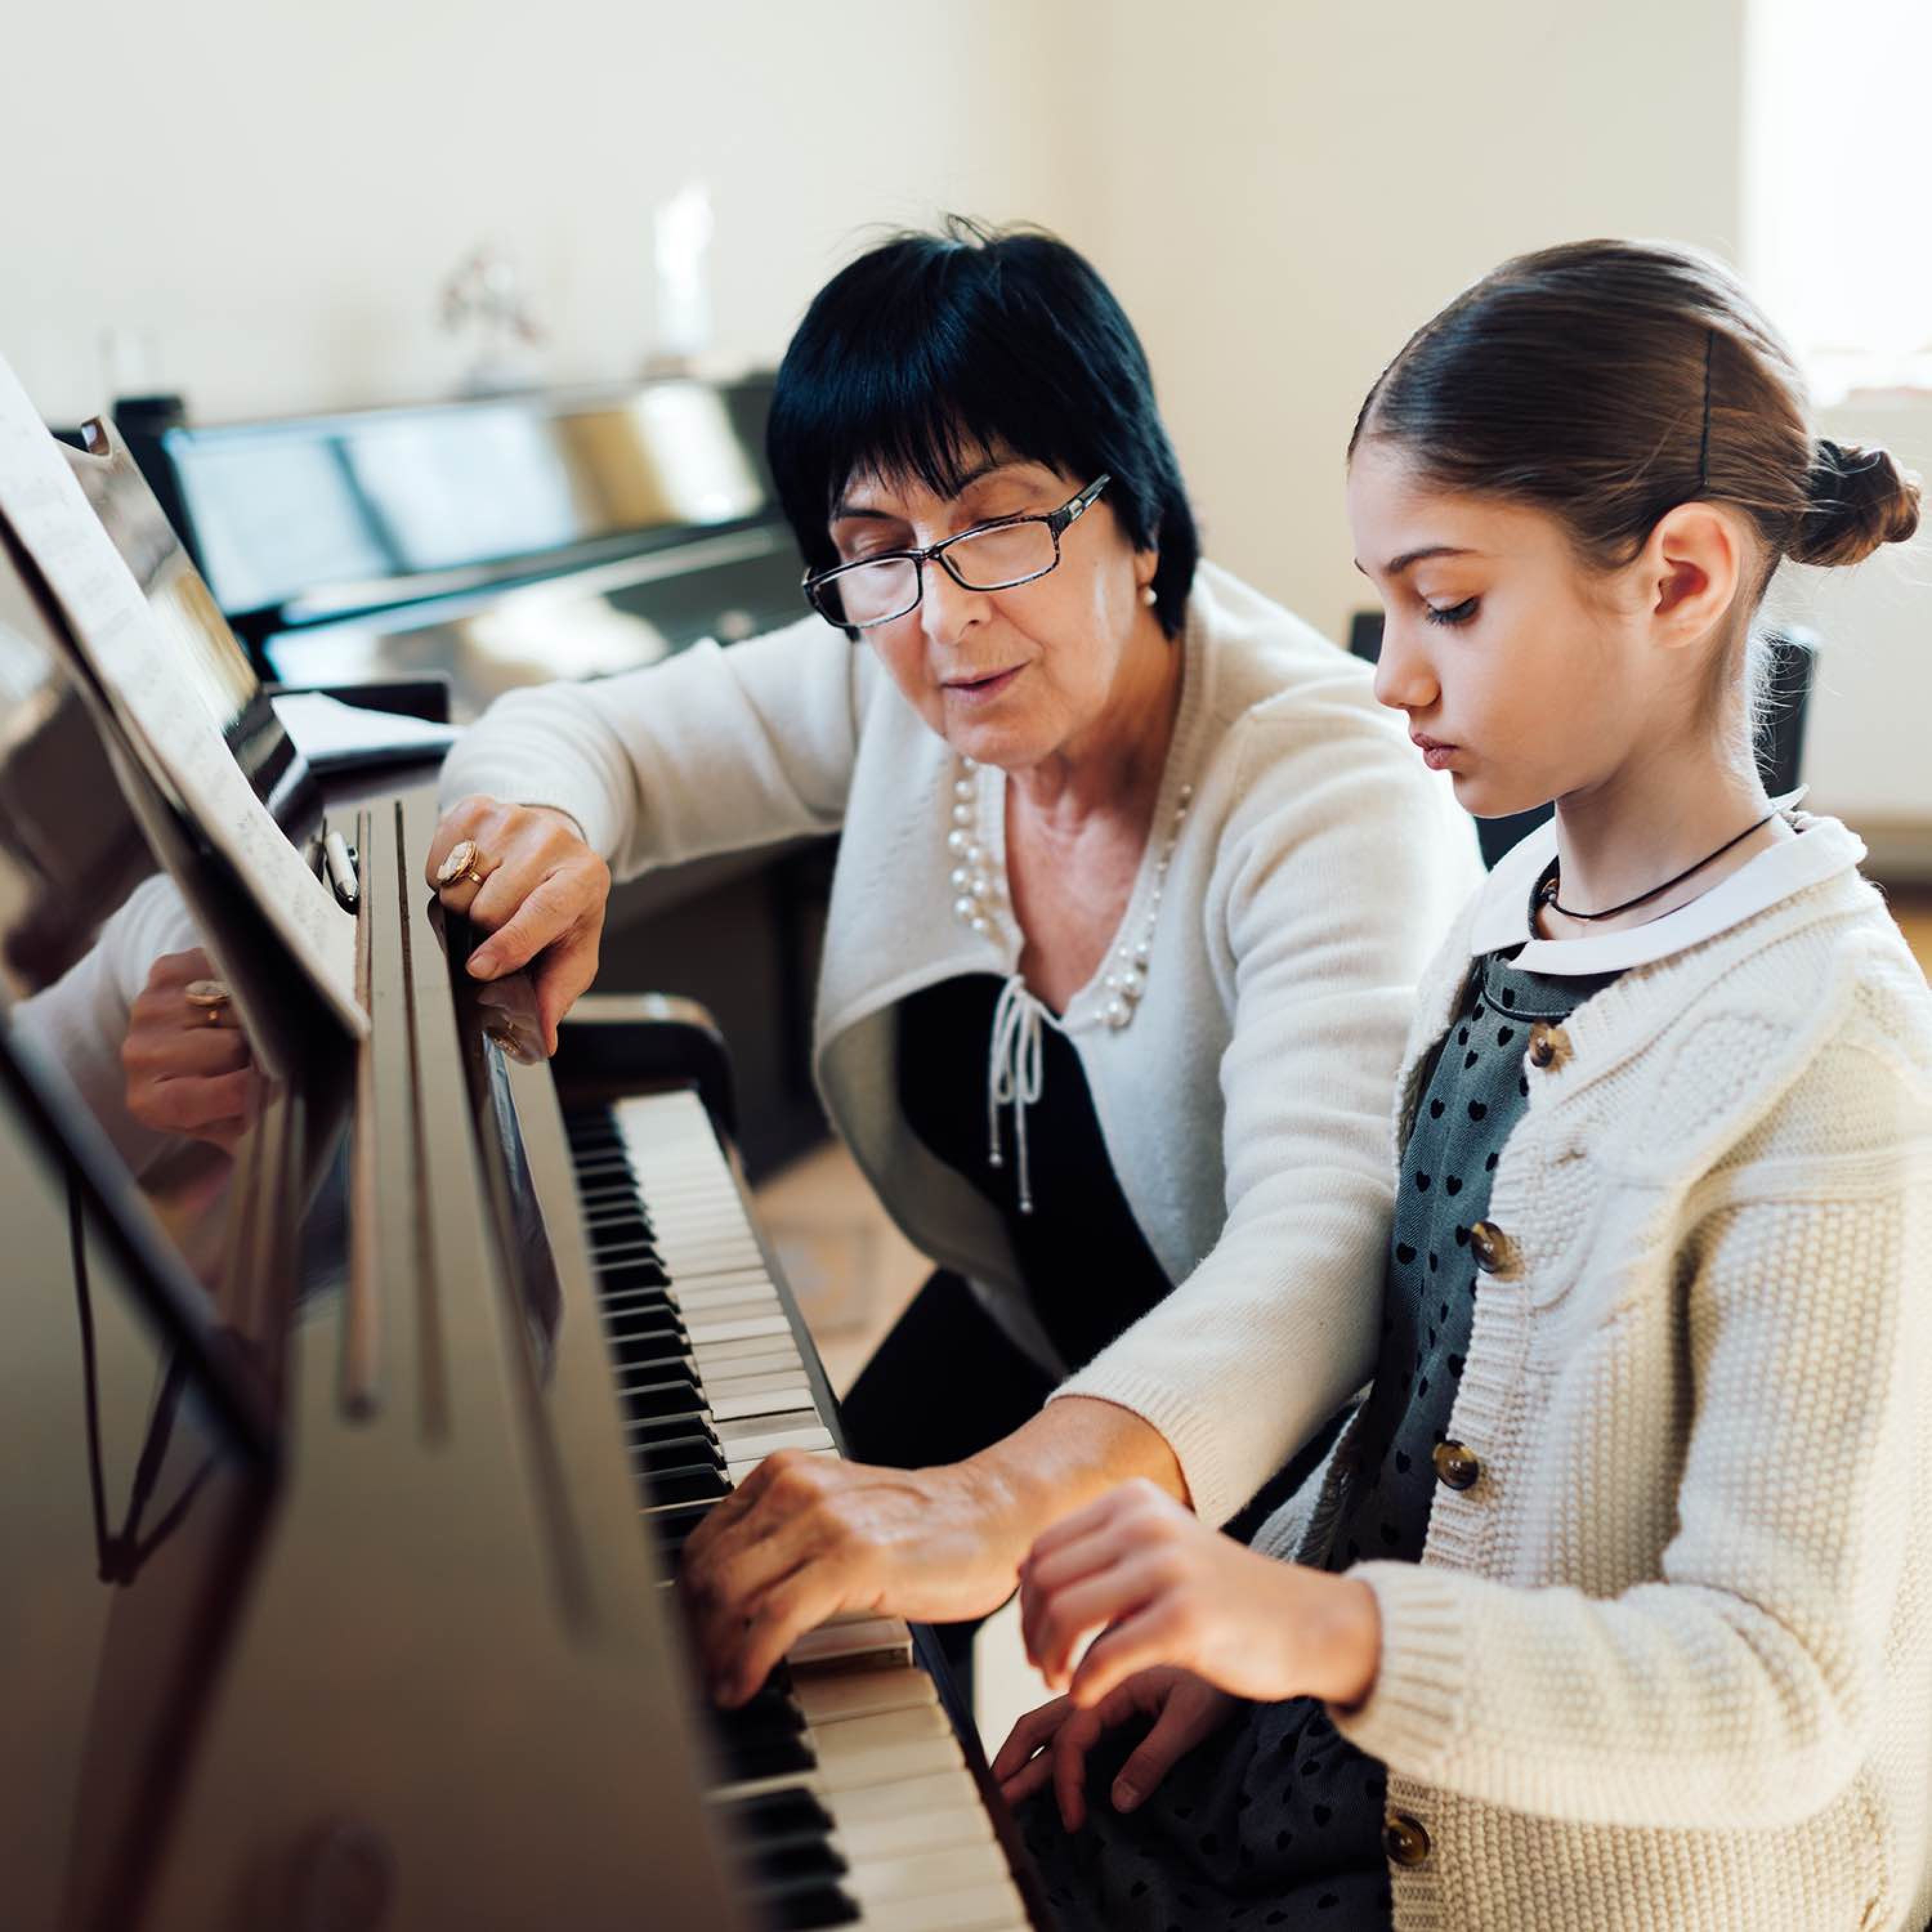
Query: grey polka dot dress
1018 949 1618 1932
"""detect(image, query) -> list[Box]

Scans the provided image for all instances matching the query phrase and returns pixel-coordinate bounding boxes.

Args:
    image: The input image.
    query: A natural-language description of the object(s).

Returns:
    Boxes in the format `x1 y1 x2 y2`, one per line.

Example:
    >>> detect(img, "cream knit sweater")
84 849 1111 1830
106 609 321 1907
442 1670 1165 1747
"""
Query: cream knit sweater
438 562 1481 1528
1255 815 1932 1931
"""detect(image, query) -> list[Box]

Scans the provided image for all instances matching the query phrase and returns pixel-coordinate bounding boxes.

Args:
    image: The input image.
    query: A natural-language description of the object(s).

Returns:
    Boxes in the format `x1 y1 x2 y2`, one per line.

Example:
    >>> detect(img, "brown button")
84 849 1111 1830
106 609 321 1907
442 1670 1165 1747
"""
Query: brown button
1527 1020 1572 1071
1383 1811 1432 1867
1468 1220 1520 1278
1432 1439 1481 1491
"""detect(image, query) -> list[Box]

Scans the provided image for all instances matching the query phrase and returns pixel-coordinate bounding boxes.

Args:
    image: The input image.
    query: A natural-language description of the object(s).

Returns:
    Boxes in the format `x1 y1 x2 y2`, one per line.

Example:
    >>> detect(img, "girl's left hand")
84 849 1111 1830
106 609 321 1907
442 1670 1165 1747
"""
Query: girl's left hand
1018 1478 1383 1710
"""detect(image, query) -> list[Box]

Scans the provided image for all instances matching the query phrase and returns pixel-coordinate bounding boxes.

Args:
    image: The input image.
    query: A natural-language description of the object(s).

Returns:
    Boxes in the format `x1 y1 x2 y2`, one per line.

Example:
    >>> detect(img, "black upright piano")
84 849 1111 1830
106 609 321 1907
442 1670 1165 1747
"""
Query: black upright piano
0 419 1044 1930
117 377 835 1180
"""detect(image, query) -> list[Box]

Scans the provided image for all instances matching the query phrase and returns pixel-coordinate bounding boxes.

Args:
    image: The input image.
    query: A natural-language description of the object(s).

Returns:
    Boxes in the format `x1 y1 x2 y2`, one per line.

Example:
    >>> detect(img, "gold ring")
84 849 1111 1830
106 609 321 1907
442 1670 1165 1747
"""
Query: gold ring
185 978 231 1026
435 838 489 889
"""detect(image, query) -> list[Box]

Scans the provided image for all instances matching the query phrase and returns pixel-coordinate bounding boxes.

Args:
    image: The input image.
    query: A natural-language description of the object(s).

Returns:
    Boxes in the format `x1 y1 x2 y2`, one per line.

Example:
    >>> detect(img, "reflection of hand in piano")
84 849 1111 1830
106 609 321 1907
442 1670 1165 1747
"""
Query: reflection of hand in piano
121 947 263 1152
426 795 608 1054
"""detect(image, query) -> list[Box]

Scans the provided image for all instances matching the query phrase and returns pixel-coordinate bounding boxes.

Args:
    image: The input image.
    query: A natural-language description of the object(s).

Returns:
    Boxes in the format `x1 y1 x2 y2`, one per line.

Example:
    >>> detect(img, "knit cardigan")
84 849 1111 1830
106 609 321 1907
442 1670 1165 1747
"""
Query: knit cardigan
438 562 1482 1528
1254 814 1932 1931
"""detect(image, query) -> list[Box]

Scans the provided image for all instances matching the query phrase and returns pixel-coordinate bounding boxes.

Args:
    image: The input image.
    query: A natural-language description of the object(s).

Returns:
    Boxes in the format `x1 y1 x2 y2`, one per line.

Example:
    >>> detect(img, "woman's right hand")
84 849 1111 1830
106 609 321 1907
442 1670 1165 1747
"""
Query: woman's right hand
424 796 611 1055
990 1665 1237 1832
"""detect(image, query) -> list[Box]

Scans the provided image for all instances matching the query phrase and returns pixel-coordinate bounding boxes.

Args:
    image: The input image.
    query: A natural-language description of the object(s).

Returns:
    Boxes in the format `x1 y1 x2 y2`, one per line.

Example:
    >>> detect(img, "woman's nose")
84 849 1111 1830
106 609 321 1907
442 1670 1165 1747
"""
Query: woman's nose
1372 622 1439 713
919 558 990 646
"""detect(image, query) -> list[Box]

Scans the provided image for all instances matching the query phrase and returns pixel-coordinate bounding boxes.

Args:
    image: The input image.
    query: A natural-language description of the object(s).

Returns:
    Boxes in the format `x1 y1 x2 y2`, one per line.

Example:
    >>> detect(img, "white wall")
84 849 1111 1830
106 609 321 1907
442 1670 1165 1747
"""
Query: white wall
1032 0 1748 642
0 1 1074 424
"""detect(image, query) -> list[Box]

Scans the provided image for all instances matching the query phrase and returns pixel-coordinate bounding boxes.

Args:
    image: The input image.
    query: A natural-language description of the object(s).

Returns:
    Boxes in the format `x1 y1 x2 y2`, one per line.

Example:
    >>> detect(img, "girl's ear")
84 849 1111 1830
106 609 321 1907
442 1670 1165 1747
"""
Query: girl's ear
1645 503 1746 649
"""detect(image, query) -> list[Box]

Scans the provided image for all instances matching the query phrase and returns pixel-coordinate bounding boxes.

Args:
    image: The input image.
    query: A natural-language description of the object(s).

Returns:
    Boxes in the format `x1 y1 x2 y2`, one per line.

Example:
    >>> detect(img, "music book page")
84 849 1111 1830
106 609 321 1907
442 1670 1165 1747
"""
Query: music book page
0 354 367 1036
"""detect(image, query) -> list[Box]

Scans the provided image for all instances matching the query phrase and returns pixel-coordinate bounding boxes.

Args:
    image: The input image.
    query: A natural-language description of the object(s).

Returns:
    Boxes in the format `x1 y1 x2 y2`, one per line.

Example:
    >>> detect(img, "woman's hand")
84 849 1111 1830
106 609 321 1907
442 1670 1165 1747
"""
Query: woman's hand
990 1665 1236 1832
1019 1478 1383 1711
425 796 611 1054
121 949 263 1151
678 1451 1036 1707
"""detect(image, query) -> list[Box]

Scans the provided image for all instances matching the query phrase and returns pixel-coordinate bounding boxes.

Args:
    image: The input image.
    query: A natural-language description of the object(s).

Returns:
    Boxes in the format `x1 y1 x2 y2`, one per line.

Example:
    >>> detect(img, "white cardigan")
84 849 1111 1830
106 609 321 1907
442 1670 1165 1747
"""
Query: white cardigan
1256 813 1932 1931
439 562 1481 1526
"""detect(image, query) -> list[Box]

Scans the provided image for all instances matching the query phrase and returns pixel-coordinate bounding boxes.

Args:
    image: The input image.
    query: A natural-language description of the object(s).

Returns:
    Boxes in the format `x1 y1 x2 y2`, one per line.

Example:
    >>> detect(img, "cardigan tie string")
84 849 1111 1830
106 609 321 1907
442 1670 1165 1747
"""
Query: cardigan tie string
987 973 1056 1215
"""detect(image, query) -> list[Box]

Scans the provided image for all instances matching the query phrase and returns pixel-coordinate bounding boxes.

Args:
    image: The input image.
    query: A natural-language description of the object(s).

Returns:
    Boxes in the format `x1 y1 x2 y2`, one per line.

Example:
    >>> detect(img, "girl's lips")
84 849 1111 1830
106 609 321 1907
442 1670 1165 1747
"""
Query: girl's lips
1412 732 1460 771
943 665 1024 705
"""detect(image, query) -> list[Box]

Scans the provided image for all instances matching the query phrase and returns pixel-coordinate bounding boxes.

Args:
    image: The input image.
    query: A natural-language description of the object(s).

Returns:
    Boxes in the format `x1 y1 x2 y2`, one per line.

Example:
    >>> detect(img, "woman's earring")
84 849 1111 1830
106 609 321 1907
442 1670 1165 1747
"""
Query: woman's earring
1140 584 1158 608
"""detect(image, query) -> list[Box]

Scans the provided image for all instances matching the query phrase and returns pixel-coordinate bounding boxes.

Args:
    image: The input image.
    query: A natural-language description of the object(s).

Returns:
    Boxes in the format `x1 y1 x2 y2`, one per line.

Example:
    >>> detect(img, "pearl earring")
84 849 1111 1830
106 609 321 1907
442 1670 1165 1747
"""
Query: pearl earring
1140 584 1157 608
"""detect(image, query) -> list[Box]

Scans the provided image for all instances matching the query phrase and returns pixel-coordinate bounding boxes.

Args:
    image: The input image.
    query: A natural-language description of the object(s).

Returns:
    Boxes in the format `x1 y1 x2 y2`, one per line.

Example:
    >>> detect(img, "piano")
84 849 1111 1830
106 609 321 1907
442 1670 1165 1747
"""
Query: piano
116 375 835 1180
0 419 1046 1930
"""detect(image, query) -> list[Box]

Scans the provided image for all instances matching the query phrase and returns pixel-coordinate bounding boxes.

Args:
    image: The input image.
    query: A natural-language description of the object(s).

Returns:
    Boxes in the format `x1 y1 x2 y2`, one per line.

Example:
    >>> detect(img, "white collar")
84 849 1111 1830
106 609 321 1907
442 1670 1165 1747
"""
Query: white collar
1467 792 1868 974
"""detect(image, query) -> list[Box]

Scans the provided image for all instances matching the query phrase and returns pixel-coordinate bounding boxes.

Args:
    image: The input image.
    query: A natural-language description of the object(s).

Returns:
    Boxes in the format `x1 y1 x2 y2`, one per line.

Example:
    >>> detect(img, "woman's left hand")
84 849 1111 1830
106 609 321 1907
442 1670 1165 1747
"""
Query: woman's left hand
1018 1477 1383 1710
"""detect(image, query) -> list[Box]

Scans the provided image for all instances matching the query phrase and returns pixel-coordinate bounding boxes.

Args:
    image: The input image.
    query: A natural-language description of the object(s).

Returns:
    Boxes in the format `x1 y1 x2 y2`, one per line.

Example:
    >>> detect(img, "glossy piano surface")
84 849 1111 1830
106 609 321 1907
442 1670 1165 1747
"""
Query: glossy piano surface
131 377 805 723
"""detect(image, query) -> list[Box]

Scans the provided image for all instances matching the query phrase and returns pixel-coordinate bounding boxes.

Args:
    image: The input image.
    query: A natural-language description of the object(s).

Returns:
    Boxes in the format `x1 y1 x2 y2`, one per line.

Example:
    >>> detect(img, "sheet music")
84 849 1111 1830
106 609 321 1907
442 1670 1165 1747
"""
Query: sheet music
0 354 367 1036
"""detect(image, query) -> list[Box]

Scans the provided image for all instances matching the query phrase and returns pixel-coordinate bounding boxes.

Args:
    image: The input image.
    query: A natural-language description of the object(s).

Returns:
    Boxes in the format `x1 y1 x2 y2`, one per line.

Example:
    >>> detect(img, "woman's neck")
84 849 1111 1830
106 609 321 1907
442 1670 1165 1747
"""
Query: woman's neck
1536 730 1790 942
1008 616 1184 830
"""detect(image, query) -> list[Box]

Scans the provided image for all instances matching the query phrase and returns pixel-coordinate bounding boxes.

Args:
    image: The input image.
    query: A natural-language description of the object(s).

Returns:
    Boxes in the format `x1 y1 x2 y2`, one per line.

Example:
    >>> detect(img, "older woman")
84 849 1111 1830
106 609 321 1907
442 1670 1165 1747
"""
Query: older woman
428 220 1480 1710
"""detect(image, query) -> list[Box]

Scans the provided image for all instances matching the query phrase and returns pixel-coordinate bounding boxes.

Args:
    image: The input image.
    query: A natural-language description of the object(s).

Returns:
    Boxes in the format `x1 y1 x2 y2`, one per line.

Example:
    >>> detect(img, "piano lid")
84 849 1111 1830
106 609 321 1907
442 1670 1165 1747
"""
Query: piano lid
157 377 777 621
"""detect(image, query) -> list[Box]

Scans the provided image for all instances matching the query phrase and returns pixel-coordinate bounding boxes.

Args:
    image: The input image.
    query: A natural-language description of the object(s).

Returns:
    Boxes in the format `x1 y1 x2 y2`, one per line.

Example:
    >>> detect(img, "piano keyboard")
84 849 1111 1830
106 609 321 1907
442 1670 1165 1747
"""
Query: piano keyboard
564 1090 1035 1932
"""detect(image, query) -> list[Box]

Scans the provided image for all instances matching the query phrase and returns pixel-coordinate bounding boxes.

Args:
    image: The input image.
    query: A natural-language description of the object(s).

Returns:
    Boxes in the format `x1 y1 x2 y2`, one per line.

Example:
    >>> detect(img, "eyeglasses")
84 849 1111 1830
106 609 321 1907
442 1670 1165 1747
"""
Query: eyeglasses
803 475 1111 630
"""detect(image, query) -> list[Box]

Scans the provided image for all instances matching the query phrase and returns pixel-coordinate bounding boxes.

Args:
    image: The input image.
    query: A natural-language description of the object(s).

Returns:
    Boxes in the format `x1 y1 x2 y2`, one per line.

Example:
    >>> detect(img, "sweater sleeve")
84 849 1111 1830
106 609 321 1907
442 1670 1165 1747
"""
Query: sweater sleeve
1332 1034 1929 1832
435 615 869 876
1052 696 1484 1528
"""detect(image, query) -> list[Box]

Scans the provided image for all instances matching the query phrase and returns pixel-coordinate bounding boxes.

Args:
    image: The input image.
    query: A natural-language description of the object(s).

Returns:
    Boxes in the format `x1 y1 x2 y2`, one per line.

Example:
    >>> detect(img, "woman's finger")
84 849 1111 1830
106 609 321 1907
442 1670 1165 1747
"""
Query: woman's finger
468 873 592 980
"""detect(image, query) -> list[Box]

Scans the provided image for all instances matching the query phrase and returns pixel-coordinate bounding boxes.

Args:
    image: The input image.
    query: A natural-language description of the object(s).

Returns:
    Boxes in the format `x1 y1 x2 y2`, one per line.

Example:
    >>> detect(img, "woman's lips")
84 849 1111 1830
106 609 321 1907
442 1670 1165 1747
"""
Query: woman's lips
943 665 1024 705
1412 731 1459 771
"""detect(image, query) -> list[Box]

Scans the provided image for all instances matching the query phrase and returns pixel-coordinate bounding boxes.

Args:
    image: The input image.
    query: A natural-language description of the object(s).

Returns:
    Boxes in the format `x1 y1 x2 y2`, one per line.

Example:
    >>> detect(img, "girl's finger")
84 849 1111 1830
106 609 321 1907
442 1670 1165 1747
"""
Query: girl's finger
989 1696 1070 1783
1027 1552 1166 1687
996 1752 1056 1810
1111 1690 1214 1813
1051 1705 1106 1833
1066 1599 1188 1710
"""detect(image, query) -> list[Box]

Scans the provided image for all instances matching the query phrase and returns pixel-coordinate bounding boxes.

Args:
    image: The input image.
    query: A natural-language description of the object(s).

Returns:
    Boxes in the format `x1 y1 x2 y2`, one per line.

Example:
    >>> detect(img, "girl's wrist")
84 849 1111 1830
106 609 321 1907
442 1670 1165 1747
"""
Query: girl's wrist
1317 1575 1384 1710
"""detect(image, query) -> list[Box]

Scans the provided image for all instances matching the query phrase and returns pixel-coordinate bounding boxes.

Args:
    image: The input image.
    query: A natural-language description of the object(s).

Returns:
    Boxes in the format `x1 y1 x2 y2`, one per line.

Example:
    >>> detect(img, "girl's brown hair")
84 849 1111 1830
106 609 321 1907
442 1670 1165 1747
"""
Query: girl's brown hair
1350 240 1921 588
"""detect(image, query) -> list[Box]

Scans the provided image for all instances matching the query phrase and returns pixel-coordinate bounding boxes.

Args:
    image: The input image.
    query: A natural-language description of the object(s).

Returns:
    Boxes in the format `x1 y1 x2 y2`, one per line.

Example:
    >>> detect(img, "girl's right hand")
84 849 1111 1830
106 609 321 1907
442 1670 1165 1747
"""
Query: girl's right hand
990 1665 1237 1832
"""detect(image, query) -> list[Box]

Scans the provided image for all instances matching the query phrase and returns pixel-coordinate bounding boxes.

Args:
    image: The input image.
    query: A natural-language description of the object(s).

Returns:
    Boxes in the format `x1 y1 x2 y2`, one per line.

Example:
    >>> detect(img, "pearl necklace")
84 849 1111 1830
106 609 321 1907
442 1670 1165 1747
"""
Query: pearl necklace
945 757 1195 1030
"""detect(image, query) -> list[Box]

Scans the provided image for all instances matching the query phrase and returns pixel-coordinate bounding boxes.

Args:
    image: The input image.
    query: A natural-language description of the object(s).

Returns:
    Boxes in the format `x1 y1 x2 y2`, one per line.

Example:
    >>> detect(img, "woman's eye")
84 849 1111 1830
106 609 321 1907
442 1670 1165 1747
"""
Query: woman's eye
1423 596 1480 627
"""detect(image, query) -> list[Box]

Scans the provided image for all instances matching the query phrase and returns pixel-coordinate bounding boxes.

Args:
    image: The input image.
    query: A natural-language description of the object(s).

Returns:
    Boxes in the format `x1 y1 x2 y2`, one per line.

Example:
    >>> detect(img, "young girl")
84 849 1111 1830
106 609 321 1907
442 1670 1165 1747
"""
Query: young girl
992 240 1932 1931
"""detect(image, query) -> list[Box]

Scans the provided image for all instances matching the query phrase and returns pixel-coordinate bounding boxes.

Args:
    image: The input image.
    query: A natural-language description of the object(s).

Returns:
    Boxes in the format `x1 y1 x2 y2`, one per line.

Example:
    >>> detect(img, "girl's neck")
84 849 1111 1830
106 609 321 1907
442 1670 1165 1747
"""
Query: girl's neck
1536 734 1791 942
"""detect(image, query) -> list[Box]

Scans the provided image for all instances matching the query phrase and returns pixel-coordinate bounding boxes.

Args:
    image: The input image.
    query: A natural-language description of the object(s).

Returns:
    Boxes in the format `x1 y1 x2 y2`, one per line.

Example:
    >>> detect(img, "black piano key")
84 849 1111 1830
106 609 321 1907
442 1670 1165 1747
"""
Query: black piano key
626 1414 721 1452
751 1880 862 1930
752 1841 850 1886
724 1788 837 1845
644 1464 732 1506
618 1374 706 1422
602 1310 689 1350
632 1425 724 1464
595 1258 671 1293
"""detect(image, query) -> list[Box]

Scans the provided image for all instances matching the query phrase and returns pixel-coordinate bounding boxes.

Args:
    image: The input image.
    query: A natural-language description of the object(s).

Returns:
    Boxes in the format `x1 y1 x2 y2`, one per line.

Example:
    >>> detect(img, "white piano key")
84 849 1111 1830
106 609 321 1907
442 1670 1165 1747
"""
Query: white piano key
793 1665 938 1725
846 1842 1014 1908
786 1613 915 1670
707 1382 815 1423
683 1311 792 1345
824 1769 982 1828
715 1414 834 1459
851 1875 1024 1932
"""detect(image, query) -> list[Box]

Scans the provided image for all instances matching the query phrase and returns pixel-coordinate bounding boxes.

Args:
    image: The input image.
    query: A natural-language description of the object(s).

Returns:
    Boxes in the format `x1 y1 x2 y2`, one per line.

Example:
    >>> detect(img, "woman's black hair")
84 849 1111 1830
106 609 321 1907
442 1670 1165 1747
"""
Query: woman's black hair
766 216 1198 638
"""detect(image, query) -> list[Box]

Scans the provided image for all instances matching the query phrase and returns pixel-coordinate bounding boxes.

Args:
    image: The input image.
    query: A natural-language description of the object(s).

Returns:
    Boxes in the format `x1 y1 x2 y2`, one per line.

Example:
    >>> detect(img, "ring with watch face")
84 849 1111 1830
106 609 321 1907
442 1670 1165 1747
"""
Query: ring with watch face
435 838 489 890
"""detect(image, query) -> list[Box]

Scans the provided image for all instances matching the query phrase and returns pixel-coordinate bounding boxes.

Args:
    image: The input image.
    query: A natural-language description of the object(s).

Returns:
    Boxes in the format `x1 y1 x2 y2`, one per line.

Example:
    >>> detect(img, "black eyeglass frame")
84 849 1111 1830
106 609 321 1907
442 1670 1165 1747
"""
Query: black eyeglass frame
802 473 1112 630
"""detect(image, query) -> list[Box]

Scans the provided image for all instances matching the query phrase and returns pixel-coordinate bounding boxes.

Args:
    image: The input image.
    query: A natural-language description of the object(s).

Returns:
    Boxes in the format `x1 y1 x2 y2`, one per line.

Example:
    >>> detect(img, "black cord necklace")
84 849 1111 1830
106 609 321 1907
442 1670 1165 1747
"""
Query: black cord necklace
1537 808 1781 923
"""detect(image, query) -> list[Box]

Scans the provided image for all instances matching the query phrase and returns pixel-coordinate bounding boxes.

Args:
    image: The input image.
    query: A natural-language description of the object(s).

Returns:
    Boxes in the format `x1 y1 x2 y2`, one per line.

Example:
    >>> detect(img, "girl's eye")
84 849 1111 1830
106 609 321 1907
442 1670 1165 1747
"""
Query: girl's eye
1424 596 1480 627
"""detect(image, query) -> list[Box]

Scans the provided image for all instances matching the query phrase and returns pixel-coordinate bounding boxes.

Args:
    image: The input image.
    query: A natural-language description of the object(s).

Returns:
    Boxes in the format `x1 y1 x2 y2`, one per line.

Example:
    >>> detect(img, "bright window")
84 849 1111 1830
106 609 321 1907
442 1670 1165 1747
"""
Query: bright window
1744 0 1932 402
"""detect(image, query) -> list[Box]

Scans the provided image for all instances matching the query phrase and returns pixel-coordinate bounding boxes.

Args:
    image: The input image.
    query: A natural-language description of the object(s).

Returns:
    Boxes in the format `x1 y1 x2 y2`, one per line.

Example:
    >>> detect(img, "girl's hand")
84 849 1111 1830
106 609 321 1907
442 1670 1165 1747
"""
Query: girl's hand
1018 1477 1383 1710
990 1665 1236 1832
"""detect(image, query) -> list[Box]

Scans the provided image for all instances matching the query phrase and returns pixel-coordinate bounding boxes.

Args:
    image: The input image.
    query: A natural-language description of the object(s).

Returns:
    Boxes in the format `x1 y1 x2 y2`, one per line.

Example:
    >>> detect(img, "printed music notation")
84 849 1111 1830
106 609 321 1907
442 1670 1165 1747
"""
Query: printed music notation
0 354 366 1036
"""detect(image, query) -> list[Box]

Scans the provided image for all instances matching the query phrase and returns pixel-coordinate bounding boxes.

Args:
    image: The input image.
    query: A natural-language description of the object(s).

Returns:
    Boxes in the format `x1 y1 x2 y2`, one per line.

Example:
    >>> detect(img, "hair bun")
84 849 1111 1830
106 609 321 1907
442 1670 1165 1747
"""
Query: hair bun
1790 437 1922 567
